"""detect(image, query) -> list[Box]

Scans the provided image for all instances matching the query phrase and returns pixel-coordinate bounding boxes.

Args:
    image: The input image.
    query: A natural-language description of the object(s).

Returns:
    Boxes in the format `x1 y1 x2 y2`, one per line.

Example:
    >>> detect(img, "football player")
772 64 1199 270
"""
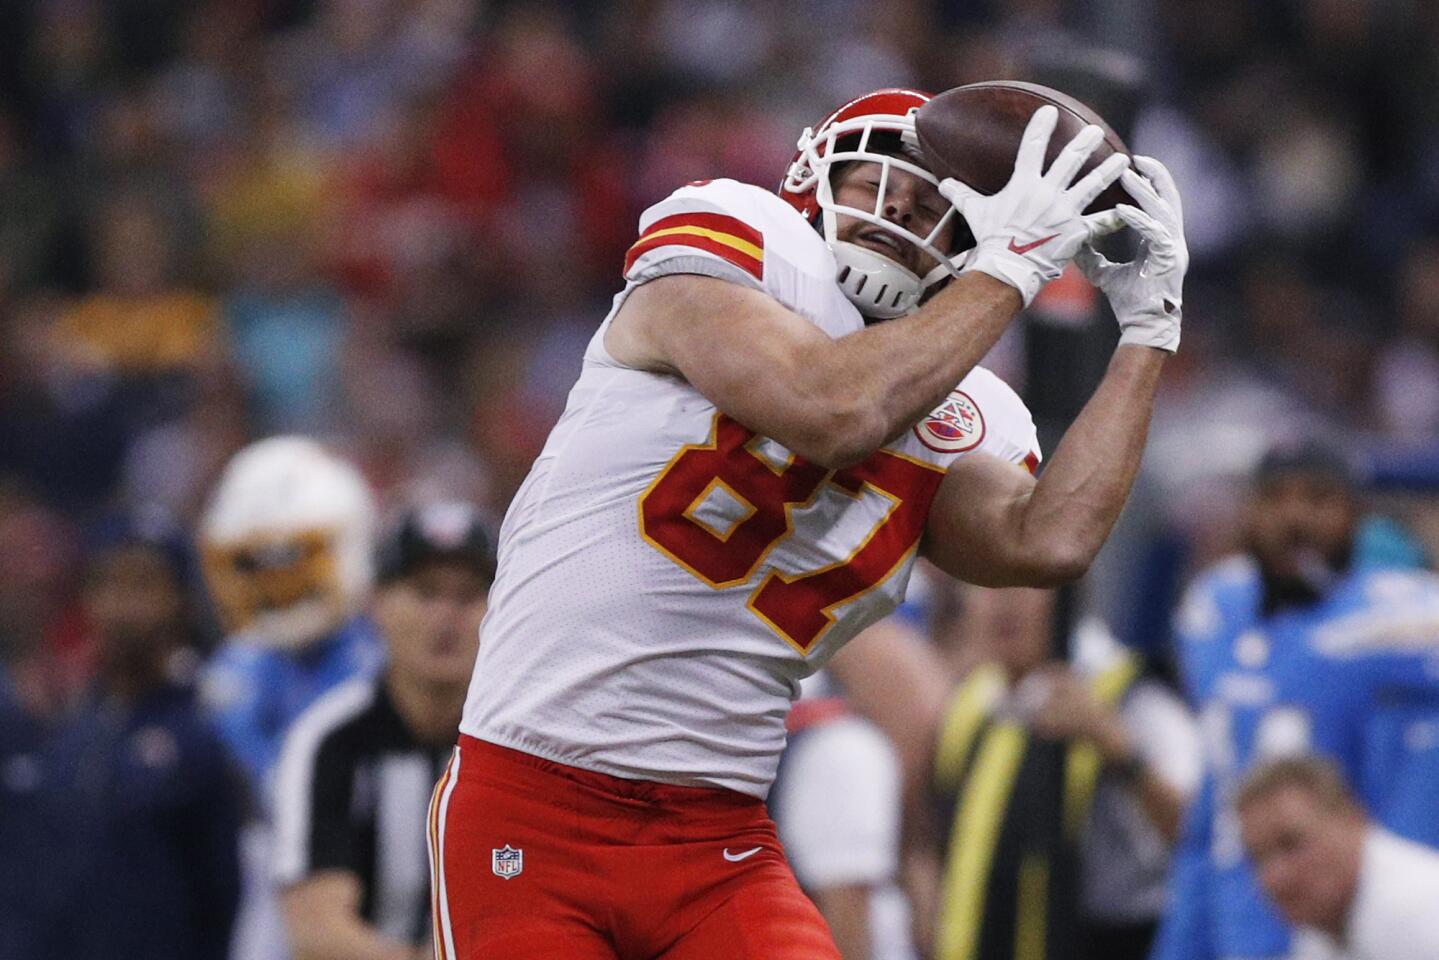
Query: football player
199 435 383 787
431 89 1188 959
1151 442 1439 960
198 435 383 960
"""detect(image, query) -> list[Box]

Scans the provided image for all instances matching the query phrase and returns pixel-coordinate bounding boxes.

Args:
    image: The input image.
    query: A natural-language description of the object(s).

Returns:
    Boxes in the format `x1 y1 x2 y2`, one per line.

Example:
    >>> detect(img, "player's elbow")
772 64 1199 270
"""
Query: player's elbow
798 403 886 469
1022 538 1094 586
975 537 1094 588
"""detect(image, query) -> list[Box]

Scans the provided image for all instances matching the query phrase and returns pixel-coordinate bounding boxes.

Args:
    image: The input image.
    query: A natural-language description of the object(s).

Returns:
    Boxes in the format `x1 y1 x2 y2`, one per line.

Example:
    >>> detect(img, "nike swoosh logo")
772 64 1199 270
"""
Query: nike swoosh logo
1008 233 1060 255
722 846 763 862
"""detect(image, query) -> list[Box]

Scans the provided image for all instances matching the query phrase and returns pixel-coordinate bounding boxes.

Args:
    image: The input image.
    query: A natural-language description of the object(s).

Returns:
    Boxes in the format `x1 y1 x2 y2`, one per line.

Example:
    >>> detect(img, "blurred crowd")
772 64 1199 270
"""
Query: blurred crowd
3 0 1439 672
3 0 1439 959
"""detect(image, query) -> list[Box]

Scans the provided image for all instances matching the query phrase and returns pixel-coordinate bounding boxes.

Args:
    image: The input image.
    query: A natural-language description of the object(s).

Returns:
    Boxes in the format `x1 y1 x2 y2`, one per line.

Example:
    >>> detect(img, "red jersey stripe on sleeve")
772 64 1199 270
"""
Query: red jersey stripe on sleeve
623 212 765 281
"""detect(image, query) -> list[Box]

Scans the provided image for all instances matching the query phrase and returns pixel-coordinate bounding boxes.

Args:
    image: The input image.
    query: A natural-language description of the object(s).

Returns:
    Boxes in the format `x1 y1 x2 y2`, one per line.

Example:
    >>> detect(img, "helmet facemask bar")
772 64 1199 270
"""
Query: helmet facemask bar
798 115 966 292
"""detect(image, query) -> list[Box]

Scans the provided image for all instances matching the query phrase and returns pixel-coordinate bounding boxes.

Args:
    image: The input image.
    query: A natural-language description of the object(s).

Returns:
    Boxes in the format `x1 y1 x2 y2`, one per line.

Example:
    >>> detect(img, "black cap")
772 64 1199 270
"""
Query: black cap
1253 438 1362 489
376 502 496 584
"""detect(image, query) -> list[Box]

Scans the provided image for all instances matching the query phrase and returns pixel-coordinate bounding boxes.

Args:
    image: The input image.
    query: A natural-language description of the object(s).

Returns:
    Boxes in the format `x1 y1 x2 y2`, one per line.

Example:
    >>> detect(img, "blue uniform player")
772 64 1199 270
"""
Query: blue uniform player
196 437 384 960
1151 442 1439 960
202 616 382 787
198 436 384 793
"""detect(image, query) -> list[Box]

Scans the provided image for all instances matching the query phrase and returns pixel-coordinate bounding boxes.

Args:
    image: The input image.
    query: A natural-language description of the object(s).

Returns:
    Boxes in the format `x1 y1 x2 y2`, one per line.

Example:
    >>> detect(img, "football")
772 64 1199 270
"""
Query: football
914 81 1133 213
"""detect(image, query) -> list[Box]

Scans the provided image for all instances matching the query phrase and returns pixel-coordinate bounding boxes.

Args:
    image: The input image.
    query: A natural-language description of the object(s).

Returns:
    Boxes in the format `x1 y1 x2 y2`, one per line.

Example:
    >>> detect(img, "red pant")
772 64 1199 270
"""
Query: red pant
427 736 839 960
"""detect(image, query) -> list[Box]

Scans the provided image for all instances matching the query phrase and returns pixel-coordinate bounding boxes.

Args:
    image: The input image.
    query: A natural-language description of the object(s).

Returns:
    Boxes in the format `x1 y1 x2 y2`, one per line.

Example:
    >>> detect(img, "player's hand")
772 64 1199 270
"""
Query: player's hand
938 105 1129 307
1017 665 1132 761
1075 155 1187 353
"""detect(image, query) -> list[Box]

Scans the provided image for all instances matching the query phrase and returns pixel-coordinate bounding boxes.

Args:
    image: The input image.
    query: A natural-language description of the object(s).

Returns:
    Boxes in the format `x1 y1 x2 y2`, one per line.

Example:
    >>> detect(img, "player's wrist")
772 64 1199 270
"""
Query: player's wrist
1116 303 1181 353
1118 321 1180 354
1093 719 1139 770
962 242 1055 307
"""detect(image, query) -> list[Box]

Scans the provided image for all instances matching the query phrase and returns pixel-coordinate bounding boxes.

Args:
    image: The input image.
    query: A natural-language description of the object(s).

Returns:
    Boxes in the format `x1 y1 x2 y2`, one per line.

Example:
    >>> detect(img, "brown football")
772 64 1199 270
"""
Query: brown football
915 81 1133 214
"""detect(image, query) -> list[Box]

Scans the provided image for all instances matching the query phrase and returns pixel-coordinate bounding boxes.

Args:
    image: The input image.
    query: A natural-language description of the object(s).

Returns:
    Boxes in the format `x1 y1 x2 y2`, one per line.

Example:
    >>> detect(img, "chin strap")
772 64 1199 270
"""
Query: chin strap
831 241 967 321
831 241 920 320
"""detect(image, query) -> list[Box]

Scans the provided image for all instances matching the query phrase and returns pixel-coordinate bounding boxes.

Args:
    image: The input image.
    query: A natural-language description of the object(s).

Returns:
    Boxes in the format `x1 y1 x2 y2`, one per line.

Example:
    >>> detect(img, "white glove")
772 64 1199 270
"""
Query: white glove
938 105 1130 307
1074 155 1187 353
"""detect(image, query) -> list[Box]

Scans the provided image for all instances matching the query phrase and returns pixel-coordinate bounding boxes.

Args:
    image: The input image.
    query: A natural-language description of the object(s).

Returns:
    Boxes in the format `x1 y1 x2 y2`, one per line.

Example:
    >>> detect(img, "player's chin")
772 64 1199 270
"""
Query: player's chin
915 252 945 277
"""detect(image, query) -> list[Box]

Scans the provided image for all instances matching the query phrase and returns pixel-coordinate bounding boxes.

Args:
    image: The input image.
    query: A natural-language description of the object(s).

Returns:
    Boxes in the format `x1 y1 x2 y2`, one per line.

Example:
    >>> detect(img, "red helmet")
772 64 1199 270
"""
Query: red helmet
779 88 964 319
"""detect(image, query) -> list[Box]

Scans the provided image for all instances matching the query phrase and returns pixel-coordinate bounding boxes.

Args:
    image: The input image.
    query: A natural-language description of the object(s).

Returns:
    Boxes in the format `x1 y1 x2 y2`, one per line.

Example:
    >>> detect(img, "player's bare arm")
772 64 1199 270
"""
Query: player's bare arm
281 872 422 960
925 157 1187 586
607 106 1128 469
924 345 1162 585
607 270 1020 468
826 617 957 957
827 616 953 795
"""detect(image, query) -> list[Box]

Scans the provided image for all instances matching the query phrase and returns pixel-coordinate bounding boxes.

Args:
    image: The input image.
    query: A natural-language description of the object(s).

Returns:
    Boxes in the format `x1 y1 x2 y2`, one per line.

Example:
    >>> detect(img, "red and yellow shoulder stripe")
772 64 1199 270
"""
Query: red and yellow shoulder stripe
623 211 764 282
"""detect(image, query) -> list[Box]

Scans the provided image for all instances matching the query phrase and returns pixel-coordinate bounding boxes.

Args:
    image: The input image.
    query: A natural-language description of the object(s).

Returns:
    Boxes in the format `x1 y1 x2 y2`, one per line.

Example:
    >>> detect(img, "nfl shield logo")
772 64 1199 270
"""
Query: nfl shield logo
492 844 523 880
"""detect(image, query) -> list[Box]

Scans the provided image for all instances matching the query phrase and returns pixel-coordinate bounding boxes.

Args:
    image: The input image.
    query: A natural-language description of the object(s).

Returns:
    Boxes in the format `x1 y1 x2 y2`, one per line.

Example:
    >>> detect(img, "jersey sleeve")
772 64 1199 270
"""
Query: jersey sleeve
1357 576 1439 846
1171 570 1235 705
772 717 901 888
622 180 769 292
956 366 1042 472
1123 680 1203 798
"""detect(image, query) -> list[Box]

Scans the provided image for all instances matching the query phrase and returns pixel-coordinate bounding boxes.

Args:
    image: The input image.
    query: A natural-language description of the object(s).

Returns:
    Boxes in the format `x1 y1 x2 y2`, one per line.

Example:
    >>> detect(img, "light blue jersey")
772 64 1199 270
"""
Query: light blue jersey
200 617 383 798
1151 559 1439 960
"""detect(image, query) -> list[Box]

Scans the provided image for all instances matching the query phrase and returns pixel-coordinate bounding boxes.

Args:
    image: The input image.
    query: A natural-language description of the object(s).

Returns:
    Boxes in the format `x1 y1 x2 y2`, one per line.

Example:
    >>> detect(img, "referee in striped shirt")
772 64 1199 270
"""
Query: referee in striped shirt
272 502 494 960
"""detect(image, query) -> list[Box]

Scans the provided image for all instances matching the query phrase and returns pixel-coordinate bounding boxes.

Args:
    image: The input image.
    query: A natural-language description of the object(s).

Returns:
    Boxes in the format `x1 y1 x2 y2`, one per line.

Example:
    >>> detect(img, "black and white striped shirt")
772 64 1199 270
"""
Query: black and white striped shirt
272 678 451 945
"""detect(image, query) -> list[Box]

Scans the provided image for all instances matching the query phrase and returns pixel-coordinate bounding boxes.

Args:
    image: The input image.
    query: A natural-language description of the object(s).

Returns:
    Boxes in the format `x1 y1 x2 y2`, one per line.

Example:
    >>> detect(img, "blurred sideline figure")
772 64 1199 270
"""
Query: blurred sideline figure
770 669 916 960
831 585 1199 960
200 436 383 786
1151 441 1439 960
272 502 493 960
0 624 62 960
1237 756 1439 960
46 512 244 960
198 436 383 960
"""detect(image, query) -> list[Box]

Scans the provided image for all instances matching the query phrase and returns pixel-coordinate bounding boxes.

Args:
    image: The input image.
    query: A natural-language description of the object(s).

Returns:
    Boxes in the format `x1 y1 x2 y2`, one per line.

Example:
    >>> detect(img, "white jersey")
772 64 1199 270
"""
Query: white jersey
461 179 1040 797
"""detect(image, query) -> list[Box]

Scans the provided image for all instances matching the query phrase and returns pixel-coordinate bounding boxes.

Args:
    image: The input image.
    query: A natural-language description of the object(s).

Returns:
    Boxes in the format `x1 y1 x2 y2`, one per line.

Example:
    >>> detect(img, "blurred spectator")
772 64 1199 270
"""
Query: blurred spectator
0 623 67 960
1237 756 1439 960
0 295 135 509
271 500 493 960
43 510 244 960
1152 441 1439 960
0 107 60 298
197 436 383 960
770 668 916 960
54 189 215 376
832 587 1199 960
120 369 252 521
1374 237 1439 443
